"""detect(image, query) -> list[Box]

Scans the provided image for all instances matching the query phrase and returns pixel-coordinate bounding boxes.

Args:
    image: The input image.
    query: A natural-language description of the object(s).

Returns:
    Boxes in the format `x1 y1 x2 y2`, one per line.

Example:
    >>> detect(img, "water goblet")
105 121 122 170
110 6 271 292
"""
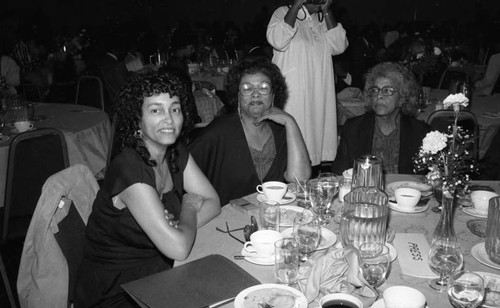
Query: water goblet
428 241 464 292
317 172 340 219
306 179 328 224
293 211 321 262
359 243 391 289
447 271 485 308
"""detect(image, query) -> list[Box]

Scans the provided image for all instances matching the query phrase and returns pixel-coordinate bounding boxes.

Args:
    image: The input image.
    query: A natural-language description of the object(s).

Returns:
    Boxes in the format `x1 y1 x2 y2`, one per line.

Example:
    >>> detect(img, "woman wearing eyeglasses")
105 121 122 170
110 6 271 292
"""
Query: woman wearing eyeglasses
332 62 431 174
188 57 311 205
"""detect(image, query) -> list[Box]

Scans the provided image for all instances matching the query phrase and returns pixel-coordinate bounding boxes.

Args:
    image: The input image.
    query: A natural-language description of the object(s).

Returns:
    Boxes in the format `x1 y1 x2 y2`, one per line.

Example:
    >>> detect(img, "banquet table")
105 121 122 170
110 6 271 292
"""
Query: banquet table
0 102 111 207
175 174 500 308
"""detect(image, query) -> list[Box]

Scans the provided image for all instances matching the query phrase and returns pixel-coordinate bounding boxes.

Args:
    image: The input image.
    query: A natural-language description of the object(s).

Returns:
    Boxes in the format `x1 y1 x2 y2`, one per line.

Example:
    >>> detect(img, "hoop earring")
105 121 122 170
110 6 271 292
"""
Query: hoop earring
134 129 143 139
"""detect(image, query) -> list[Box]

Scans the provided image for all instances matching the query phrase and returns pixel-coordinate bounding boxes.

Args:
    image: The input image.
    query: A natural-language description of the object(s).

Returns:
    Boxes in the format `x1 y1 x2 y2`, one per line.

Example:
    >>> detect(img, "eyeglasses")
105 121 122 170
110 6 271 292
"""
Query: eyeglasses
239 82 272 96
366 86 397 97
215 216 258 244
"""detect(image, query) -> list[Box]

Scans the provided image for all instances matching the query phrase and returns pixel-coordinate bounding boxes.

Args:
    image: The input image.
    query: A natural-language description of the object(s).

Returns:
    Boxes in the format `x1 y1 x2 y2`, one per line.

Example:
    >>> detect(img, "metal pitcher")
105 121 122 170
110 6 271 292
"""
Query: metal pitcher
352 155 384 190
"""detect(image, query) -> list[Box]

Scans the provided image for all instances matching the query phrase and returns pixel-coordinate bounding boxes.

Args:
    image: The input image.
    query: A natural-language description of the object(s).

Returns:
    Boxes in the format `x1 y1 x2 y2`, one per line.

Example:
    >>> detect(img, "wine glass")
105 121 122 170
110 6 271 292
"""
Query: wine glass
317 173 340 219
447 271 485 308
428 241 464 292
359 243 391 289
293 211 321 262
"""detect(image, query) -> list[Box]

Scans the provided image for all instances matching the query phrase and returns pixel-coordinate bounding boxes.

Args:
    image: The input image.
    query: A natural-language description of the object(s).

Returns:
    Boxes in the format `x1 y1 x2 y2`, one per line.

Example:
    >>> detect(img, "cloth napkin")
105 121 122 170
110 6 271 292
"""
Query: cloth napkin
297 245 377 307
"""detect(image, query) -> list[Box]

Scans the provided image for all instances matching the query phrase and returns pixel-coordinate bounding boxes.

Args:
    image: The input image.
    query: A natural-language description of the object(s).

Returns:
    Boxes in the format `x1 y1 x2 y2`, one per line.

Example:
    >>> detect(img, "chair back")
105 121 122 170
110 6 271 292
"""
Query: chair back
3 128 69 242
427 110 479 161
75 75 105 110
437 68 471 90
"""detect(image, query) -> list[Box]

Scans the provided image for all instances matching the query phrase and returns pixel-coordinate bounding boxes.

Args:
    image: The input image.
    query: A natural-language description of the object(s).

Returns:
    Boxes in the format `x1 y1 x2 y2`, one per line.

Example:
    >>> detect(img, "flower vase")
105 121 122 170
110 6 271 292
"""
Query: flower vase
432 189 459 245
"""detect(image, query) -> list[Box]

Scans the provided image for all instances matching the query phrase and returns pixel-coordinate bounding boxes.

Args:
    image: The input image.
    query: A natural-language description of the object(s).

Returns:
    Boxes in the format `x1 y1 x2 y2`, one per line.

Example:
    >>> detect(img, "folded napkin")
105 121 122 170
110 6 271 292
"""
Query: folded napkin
297 245 377 307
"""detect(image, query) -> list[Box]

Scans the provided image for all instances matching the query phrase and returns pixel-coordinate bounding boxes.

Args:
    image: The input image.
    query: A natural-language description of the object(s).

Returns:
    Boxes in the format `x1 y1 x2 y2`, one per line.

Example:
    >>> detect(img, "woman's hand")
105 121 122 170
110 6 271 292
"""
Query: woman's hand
254 106 293 127
321 0 333 12
164 209 178 228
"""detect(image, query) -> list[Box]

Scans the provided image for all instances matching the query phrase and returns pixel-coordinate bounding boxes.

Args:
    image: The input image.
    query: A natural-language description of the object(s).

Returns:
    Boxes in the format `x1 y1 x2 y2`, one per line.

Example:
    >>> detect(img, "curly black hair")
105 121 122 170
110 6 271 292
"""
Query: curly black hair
115 70 195 171
226 56 288 110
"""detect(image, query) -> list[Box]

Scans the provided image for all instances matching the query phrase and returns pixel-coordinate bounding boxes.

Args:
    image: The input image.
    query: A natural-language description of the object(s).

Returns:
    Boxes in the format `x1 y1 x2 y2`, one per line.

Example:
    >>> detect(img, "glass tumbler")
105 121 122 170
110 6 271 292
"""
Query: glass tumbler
486 196 500 264
259 200 280 231
275 238 300 286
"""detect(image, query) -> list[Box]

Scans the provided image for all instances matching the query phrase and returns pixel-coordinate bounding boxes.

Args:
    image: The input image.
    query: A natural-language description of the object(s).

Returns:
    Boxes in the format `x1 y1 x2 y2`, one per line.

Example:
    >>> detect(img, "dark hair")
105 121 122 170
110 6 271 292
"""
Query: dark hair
226 57 288 110
116 71 195 171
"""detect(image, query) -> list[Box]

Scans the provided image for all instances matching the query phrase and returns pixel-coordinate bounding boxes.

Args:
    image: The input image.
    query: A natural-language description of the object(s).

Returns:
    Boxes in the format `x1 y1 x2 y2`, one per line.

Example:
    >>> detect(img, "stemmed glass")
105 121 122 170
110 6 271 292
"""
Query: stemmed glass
293 210 321 262
359 243 391 291
447 271 485 308
428 240 464 292
317 172 340 219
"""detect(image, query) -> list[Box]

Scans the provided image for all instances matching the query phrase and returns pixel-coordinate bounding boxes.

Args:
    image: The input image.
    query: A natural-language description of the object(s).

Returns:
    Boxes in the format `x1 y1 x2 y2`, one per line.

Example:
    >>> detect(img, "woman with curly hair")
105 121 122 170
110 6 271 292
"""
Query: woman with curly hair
332 62 431 174
75 71 220 307
188 57 311 205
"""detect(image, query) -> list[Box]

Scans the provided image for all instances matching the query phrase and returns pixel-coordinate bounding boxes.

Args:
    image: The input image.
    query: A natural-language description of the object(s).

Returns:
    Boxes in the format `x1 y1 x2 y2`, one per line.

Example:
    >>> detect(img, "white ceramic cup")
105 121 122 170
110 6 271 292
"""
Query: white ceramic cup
319 293 363 308
243 230 283 258
471 190 499 215
383 286 426 308
256 181 288 202
394 187 422 209
14 121 34 133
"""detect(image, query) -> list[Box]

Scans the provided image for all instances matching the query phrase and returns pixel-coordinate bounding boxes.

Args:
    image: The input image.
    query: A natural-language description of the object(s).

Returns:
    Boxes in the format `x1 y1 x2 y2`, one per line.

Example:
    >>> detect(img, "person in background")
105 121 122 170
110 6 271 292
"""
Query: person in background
332 62 431 174
266 0 348 167
188 57 311 205
0 53 20 94
75 71 220 307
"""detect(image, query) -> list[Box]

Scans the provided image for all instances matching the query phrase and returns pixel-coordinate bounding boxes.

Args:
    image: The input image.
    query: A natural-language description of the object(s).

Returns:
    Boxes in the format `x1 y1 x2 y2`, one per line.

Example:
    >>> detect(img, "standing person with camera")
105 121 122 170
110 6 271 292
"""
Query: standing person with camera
267 0 348 167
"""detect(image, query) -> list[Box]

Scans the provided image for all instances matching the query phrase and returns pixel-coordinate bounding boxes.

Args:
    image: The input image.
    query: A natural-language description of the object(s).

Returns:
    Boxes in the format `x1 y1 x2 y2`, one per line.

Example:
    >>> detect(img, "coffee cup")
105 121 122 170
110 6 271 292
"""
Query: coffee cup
319 293 363 308
383 286 426 308
471 190 499 215
243 230 283 258
394 187 421 209
256 181 287 202
14 121 34 133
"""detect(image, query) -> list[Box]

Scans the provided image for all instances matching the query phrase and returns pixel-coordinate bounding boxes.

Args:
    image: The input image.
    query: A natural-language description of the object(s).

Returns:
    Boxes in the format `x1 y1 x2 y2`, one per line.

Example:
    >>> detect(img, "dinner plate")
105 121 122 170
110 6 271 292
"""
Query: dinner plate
256 191 297 205
281 227 337 250
475 271 500 308
388 200 428 213
370 299 429 308
234 283 308 308
240 248 274 266
462 207 488 218
471 243 500 270
279 205 307 227
385 181 432 197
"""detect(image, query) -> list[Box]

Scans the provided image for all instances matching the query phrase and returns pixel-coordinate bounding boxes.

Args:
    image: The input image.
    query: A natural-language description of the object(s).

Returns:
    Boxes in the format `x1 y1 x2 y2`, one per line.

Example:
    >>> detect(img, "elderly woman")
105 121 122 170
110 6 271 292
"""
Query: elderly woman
75 71 220 307
188 57 311 205
332 62 431 174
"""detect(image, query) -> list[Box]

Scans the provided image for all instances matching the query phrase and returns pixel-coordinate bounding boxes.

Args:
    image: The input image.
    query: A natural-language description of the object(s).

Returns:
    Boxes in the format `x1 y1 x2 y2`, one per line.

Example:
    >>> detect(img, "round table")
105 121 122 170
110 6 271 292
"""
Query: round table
0 103 111 207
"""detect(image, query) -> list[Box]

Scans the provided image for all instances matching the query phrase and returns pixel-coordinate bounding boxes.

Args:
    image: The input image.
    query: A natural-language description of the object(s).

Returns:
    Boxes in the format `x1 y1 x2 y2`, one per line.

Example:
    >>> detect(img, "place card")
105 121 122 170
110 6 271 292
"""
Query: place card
393 233 438 278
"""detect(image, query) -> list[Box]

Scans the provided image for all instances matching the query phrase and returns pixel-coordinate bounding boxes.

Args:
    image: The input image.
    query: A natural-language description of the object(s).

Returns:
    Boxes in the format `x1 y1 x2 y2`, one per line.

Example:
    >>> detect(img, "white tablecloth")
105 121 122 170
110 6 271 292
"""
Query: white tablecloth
0 103 111 207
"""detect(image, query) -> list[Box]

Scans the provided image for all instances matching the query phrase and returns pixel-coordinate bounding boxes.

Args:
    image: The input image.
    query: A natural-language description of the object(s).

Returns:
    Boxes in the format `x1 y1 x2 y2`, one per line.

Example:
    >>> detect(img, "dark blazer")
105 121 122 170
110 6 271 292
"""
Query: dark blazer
332 111 431 174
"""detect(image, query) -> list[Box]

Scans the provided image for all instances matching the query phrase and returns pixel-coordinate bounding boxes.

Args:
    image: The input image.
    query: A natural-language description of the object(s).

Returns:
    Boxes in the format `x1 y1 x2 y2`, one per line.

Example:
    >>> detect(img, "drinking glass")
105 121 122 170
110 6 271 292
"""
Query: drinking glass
275 238 300 286
293 212 321 262
428 241 464 292
258 200 280 231
317 172 340 219
447 271 485 308
307 179 329 225
359 243 391 289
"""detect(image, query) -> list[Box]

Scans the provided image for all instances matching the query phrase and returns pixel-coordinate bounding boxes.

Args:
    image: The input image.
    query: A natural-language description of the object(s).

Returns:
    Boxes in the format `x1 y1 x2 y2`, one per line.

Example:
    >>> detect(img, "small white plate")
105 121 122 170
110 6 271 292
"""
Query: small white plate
471 243 500 270
388 200 428 213
371 299 429 308
386 181 432 197
279 205 307 227
281 227 337 250
256 191 297 205
476 271 500 308
462 207 488 218
240 248 274 266
234 283 308 308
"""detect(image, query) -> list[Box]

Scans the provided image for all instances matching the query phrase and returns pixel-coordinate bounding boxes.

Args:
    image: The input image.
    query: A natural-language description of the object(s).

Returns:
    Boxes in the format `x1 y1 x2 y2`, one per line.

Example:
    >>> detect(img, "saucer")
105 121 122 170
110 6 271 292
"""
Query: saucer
240 248 274 266
462 207 488 218
471 243 500 270
281 227 337 250
11 127 35 134
371 299 429 308
388 200 428 213
256 191 296 205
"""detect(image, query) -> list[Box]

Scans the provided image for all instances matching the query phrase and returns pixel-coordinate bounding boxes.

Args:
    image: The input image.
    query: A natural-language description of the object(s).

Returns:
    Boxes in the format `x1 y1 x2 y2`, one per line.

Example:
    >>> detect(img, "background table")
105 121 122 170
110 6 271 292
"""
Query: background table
0 103 111 207
177 174 500 308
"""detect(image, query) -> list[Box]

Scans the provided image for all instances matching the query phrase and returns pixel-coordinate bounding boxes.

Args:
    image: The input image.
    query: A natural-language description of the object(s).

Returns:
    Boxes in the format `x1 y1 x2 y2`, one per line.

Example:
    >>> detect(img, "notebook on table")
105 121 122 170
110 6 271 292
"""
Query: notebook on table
122 254 260 308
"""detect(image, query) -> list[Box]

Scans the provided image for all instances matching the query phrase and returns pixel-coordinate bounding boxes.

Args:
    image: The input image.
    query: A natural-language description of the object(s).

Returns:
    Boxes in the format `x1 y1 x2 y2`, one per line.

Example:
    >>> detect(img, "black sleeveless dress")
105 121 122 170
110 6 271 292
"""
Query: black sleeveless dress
74 144 188 307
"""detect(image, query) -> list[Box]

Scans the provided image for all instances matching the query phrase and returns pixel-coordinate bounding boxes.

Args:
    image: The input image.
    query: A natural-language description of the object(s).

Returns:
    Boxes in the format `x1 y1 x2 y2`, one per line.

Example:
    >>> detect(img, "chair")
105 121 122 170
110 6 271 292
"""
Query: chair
17 164 99 307
427 110 479 161
74 75 105 111
2 128 69 243
437 68 471 90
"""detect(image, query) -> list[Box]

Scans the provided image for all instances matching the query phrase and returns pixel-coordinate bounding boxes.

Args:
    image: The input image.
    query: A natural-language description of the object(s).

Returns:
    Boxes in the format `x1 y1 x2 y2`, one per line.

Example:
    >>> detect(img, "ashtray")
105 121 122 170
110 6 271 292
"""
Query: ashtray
467 219 487 238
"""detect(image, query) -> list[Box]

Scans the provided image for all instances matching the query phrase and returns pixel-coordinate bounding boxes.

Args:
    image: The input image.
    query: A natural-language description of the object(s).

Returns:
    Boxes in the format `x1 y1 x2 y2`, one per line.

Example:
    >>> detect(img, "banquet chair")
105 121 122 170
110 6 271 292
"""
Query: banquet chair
427 110 479 161
437 68 471 90
17 164 99 308
75 75 105 111
2 128 69 243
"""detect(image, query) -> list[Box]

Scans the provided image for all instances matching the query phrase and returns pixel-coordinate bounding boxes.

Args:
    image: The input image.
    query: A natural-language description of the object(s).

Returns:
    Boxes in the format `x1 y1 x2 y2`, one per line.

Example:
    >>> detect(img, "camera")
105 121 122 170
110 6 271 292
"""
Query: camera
305 0 326 4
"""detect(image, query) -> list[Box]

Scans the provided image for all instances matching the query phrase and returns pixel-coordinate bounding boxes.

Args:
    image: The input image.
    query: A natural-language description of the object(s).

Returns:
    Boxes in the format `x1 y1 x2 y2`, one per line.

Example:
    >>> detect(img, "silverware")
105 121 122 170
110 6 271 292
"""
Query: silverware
202 297 236 308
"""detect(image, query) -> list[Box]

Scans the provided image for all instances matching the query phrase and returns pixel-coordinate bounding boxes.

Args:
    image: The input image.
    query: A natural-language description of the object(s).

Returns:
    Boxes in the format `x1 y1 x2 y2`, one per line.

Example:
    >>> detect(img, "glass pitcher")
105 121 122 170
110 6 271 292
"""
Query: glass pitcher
352 155 384 190
486 196 500 264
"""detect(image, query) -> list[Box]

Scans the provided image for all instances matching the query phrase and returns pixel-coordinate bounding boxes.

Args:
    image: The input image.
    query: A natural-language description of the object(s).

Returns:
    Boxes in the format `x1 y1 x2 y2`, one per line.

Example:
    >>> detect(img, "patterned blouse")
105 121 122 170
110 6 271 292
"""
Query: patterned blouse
372 115 401 174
